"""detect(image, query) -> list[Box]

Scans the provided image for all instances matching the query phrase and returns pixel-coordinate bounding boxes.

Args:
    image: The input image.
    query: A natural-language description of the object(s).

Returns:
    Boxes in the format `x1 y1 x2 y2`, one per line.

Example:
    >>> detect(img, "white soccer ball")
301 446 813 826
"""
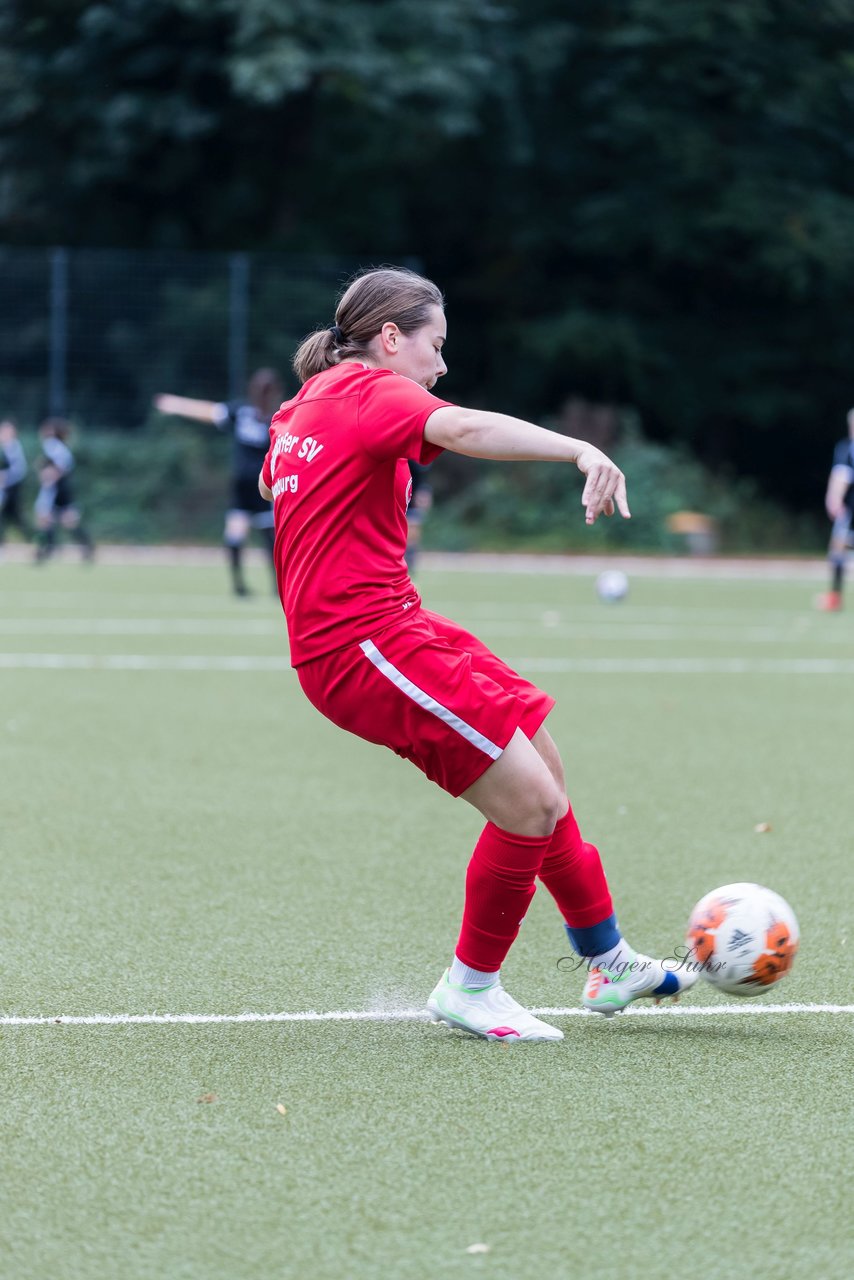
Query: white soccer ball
596 569 629 602
686 882 799 997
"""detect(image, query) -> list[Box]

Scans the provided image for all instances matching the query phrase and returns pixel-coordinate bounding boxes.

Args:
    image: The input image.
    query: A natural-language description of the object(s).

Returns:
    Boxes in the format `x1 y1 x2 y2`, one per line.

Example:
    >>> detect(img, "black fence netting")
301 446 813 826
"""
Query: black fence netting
0 246 367 428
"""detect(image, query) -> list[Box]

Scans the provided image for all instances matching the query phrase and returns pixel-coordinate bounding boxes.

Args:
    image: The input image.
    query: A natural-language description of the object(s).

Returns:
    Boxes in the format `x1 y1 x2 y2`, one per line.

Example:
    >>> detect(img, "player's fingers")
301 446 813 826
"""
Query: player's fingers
582 473 605 524
596 469 630 520
583 464 625 523
614 474 631 519
581 465 607 503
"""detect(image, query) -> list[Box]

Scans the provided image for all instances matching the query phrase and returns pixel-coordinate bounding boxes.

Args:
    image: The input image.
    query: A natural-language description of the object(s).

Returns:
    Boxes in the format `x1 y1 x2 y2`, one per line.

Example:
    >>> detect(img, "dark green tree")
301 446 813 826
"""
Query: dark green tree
3 0 854 508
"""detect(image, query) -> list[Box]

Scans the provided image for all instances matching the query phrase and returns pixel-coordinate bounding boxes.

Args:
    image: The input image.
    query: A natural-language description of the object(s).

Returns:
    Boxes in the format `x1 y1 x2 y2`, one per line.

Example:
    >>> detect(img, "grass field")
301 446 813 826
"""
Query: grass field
1 552 852 1280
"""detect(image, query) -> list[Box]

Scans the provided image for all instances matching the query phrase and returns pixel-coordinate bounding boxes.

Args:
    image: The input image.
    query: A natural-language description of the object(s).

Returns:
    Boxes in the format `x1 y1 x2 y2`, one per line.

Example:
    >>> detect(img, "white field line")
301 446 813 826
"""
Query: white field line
0 653 293 670
1 1003 851 1027
4 653 854 675
2 617 853 646
0 590 269 611
0 598 838 626
0 617 281 635
0 545 831 577
418 553 829 581
518 657 854 674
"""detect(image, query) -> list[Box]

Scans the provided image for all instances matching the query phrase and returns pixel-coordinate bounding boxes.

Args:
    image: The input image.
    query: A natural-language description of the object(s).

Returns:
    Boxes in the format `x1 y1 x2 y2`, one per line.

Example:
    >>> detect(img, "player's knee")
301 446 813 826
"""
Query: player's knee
224 513 249 544
514 777 565 836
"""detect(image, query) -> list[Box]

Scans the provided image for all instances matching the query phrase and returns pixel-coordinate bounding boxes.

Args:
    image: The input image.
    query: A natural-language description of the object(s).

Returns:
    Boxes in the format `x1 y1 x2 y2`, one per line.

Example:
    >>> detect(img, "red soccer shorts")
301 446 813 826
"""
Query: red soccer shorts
296 608 555 797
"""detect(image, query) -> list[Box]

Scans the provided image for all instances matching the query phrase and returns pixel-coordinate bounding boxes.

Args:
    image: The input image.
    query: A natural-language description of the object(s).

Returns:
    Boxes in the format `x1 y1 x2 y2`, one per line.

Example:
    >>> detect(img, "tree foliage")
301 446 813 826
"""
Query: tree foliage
3 0 854 508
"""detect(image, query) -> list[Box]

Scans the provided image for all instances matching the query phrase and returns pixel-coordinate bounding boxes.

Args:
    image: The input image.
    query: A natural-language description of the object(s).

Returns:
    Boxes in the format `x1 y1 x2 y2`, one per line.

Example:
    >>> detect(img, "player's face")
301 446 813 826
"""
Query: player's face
394 306 448 390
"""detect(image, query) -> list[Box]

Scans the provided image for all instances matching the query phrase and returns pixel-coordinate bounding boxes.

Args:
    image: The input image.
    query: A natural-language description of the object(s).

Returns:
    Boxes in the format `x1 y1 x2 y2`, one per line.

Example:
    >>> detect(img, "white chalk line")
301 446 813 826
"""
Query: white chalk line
4 653 854 675
0 653 292 670
2 1003 851 1027
0 617 281 636
3 617 853 647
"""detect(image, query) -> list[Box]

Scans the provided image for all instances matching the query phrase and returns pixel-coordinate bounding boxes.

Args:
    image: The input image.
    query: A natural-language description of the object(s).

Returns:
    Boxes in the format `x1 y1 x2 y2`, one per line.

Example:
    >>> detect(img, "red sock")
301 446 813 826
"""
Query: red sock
537 807 614 927
455 823 553 971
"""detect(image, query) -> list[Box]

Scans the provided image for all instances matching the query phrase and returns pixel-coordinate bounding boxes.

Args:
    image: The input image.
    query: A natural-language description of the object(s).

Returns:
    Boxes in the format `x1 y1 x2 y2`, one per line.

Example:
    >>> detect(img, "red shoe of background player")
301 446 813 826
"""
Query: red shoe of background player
816 591 843 612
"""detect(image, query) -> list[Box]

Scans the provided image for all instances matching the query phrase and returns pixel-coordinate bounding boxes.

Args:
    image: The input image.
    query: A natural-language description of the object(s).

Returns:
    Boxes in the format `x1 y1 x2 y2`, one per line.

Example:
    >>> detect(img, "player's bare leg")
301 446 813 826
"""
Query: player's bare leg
817 518 850 611
34 510 56 562
428 725 694 1039
60 508 94 562
427 731 566 1041
224 510 251 596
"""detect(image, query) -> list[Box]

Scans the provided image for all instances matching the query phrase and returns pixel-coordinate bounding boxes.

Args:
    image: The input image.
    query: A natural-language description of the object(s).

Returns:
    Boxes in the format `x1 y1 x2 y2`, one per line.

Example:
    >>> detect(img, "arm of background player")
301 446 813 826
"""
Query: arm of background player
423 404 630 526
153 394 224 424
825 466 851 520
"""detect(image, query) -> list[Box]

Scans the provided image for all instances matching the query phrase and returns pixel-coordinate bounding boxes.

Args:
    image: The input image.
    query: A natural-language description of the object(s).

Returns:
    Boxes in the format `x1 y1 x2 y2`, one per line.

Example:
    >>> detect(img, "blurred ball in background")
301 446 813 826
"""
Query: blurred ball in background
596 569 629 602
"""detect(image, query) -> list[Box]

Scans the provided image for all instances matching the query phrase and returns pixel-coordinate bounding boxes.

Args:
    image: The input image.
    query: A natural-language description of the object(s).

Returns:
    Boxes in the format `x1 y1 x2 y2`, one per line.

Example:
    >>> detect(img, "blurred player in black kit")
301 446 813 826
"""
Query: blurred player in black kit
33 418 95 563
404 460 433 574
817 409 854 611
0 418 30 547
154 368 284 596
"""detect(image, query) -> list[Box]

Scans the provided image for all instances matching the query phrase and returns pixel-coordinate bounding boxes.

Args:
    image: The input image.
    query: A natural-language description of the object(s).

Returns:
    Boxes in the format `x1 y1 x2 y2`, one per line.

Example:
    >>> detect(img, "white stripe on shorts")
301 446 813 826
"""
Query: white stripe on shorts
359 638 503 760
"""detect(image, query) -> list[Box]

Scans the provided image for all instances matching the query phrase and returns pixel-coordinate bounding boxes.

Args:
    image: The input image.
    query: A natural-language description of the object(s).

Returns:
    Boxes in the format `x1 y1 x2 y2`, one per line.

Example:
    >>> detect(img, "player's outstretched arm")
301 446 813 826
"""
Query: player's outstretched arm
153 394 222 424
424 405 630 526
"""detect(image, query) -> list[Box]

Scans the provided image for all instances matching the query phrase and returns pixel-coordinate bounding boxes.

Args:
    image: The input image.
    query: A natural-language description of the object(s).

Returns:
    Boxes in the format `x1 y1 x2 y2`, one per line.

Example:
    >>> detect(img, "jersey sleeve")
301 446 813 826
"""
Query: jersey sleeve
356 370 451 464
211 402 233 430
43 439 74 474
832 438 854 476
261 431 274 489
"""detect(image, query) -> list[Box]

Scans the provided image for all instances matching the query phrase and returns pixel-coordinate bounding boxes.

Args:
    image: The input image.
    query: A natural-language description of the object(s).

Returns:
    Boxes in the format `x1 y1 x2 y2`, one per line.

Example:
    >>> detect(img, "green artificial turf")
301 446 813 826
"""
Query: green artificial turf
1 557 851 1279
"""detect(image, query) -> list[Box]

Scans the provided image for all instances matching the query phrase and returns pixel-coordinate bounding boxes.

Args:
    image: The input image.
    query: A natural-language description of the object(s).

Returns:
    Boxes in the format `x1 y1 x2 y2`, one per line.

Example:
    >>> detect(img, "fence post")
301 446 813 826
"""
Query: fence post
48 247 69 417
228 252 250 401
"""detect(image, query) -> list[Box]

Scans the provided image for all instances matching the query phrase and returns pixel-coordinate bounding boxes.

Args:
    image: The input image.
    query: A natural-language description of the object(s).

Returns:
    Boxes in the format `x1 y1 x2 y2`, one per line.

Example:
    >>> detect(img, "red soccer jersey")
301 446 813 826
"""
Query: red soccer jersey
261 362 452 665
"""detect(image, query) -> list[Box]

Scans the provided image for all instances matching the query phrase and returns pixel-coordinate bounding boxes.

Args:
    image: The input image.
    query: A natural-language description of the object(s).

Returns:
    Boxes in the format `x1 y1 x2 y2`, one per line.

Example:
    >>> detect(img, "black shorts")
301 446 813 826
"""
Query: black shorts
53 477 76 511
0 482 25 522
229 473 272 518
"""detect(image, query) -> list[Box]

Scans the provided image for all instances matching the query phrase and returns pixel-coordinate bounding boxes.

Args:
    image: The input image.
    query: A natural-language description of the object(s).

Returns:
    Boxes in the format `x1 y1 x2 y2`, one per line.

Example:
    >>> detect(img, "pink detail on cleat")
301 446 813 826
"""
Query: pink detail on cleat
487 1026 521 1038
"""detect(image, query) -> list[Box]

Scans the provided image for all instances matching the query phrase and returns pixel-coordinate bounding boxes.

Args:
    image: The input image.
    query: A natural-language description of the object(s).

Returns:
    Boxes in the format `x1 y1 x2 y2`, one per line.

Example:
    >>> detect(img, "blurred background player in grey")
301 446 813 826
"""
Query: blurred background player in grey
0 418 30 548
404 460 433 575
33 417 95 563
154 368 283 596
817 408 854 611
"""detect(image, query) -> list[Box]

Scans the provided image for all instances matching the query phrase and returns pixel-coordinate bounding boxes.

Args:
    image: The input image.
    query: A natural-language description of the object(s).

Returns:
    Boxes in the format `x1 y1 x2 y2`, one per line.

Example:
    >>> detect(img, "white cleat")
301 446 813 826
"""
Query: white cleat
582 953 698 1018
426 970 563 1042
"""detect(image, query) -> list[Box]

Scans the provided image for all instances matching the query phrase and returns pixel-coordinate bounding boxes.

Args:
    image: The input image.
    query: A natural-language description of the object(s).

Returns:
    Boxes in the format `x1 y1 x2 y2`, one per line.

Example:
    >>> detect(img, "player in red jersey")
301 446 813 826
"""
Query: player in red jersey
261 267 695 1041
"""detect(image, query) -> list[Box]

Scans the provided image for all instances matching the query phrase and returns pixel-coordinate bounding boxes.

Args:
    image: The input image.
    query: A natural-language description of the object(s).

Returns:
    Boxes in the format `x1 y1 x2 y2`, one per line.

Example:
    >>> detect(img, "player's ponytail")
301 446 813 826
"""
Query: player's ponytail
292 327 345 384
292 266 444 385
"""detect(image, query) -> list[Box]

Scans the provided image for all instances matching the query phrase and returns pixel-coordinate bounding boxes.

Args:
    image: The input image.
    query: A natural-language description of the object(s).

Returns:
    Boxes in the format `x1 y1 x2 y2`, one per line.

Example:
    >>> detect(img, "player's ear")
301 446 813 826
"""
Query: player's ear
379 322 400 353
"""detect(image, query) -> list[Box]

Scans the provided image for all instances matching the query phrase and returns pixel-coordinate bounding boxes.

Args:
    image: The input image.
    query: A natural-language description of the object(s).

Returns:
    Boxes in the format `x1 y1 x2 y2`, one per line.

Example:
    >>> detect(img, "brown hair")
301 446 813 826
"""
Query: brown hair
39 416 72 441
247 367 284 418
292 267 444 384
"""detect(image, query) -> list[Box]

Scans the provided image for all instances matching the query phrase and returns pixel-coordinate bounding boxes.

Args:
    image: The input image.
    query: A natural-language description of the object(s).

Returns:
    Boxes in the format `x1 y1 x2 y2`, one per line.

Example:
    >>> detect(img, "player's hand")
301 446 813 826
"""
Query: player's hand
575 445 631 525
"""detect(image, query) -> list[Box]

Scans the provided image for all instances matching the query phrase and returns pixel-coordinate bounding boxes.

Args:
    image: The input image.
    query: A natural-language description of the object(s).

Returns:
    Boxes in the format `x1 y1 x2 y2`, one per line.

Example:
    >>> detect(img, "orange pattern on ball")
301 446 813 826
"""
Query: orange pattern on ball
750 922 798 986
687 899 727 964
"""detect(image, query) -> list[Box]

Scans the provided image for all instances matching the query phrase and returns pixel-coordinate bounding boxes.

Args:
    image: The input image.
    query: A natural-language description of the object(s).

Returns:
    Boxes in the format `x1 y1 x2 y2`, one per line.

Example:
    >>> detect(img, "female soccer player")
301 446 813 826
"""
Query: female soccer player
154 368 283 596
817 408 854 611
0 418 30 546
260 267 695 1042
33 418 95 563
